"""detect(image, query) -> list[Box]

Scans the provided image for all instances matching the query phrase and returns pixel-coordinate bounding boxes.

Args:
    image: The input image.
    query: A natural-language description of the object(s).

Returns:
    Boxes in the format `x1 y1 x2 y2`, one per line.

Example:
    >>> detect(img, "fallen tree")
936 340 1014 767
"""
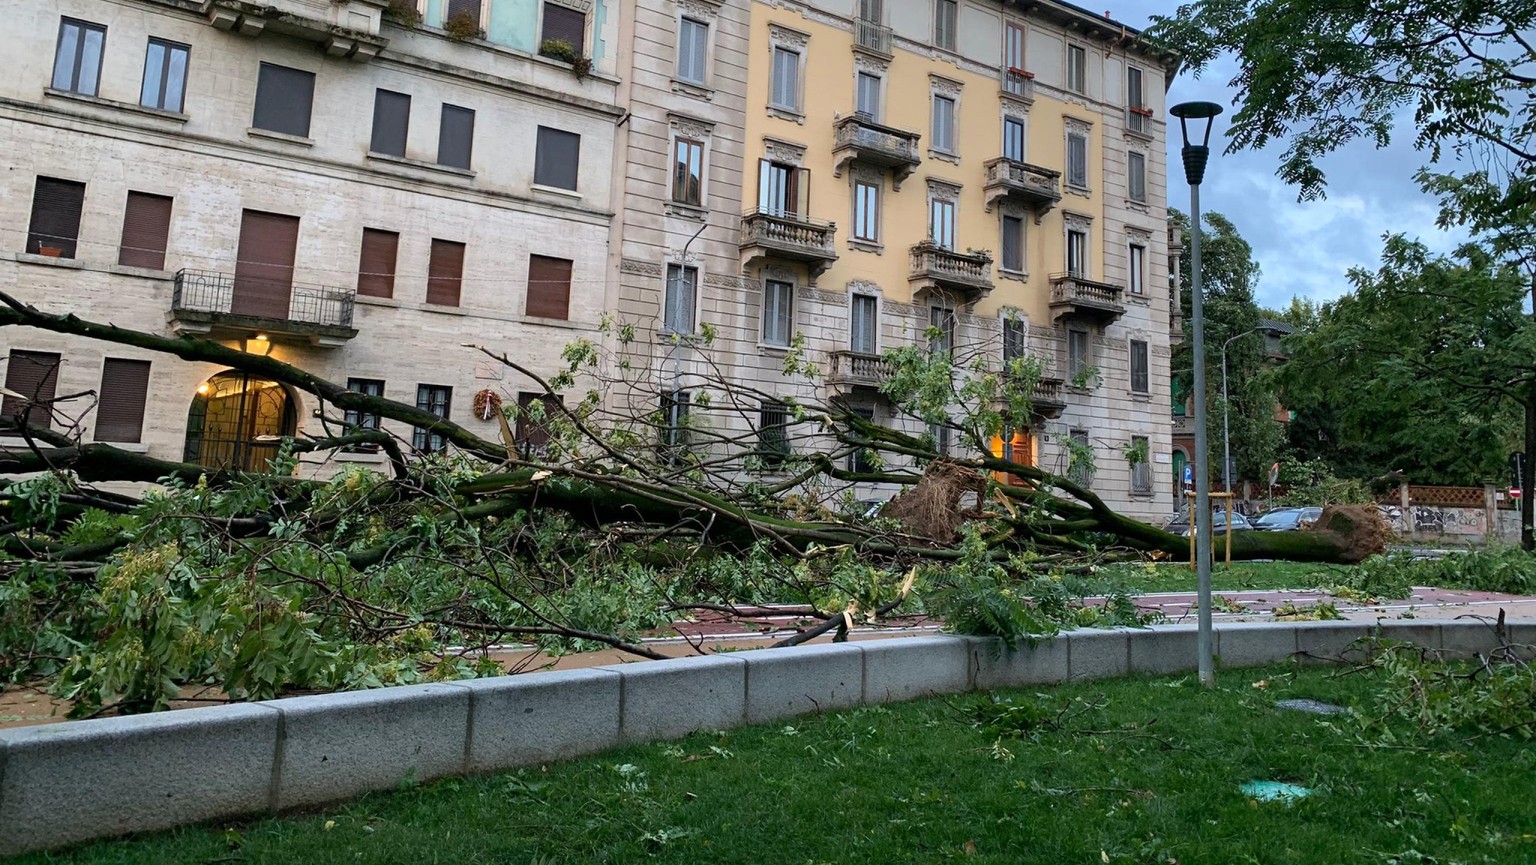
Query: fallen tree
0 290 1385 714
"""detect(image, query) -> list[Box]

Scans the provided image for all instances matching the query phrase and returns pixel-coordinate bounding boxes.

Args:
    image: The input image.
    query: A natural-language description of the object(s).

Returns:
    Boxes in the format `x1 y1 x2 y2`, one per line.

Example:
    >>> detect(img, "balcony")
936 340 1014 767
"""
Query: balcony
983 158 1062 221
854 18 892 57
170 268 358 347
202 0 387 61
833 115 922 190
1049 273 1126 326
999 68 1035 103
998 373 1067 420
909 241 994 302
826 350 892 393
740 210 839 280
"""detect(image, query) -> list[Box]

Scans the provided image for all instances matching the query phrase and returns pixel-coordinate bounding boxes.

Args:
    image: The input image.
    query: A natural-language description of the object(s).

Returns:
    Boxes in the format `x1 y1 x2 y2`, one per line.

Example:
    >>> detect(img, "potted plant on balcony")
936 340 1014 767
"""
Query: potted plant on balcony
1129 106 1154 117
1007 66 1035 79
443 8 484 40
382 0 421 27
539 38 593 81
37 246 64 257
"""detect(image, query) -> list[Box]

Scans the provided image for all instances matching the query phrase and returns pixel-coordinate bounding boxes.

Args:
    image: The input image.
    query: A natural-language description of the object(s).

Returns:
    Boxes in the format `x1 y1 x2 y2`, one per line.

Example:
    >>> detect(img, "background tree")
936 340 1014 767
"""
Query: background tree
1172 209 1286 484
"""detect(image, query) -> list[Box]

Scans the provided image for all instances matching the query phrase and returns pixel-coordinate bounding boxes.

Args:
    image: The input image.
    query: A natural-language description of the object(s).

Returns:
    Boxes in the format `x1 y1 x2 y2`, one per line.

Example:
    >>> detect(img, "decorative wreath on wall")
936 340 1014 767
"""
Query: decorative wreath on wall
472 389 503 421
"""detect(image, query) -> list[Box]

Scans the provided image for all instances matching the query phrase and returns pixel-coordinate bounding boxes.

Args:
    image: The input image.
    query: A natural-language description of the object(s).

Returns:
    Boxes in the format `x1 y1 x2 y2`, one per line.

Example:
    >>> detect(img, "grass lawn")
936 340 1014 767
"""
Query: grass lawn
28 662 1536 865
1090 559 1365 594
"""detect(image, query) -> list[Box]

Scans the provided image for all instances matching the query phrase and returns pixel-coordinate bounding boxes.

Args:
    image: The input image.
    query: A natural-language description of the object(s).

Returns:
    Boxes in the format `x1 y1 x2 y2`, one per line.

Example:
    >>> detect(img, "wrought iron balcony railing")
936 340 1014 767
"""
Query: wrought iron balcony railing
854 18 892 55
171 269 357 346
1000 67 1035 101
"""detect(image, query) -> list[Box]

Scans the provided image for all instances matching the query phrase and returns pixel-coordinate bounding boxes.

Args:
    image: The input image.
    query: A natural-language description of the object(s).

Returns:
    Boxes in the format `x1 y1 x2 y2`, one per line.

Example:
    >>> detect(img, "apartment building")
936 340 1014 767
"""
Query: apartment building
613 0 1180 520
1 0 620 473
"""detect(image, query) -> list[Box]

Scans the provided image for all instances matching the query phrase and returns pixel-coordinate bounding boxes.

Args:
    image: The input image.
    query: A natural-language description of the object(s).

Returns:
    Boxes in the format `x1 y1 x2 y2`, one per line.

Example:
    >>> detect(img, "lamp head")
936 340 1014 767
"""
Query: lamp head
1170 101 1224 186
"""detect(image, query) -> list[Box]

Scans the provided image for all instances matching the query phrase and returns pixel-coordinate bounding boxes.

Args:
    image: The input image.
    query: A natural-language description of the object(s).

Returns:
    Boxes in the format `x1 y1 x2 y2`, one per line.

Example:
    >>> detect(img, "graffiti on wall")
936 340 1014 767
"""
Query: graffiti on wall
1381 504 1487 536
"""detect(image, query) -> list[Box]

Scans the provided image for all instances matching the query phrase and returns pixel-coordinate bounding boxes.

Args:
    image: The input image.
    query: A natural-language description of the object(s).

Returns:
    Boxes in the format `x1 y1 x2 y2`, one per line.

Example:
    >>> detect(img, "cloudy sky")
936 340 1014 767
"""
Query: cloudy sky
1110 0 1466 311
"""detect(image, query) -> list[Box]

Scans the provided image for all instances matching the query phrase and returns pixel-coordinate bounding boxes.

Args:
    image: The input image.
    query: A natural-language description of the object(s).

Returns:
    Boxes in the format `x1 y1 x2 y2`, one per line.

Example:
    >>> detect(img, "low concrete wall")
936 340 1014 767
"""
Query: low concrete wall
1 620 1529 855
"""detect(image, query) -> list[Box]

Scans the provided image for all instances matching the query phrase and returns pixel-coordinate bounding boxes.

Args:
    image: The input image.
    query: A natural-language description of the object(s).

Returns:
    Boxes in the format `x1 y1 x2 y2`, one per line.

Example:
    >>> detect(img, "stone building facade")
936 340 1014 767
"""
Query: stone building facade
1 0 621 475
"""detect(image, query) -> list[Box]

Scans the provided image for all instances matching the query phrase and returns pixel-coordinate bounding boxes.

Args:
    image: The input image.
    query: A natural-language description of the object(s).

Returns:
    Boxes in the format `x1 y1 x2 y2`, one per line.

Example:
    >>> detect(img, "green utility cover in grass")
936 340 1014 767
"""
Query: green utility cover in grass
1241 781 1313 803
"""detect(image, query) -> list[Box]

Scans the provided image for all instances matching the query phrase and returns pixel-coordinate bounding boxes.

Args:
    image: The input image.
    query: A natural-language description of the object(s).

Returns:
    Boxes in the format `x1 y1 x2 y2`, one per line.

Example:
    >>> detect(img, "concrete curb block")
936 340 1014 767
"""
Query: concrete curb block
1 620 1527 854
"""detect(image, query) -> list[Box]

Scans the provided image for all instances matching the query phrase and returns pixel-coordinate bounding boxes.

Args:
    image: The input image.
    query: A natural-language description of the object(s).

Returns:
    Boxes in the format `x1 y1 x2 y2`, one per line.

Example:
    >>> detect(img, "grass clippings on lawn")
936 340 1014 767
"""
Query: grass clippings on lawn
25 661 1536 865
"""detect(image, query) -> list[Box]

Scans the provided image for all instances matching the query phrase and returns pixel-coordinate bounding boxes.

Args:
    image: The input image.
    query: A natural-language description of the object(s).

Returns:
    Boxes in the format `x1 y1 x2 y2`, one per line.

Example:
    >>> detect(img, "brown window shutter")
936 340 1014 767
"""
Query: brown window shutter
356 228 399 298
118 192 173 269
541 3 586 53
525 255 571 320
2 350 62 430
233 210 300 319
27 177 86 258
96 358 151 443
446 0 480 26
427 239 465 306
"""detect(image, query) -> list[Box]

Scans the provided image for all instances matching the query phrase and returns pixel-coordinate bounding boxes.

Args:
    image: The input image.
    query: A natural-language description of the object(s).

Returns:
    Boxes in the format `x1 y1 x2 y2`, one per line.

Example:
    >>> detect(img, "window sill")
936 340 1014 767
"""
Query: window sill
998 268 1029 283
757 343 791 356
1065 184 1092 197
531 183 583 200
15 253 85 269
1128 294 1151 306
666 202 708 221
44 88 189 123
247 127 315 147
848 239 884 255
928 149 960 165
671 78 715 101
110 264 174 280
367 151 476 179
1130 491 1156 500
1129 392 1152 402
421 303 468 316
354 295 400 307
334 450 386 463
522 314 585 329
94 440 149 452
1124 127 1155 143
766 105 804 124
998 88 1034 106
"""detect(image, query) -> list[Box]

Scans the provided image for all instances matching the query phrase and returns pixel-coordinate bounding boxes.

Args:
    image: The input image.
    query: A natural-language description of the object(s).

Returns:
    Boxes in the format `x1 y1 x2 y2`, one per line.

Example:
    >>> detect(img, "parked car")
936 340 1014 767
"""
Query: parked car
1163 511 1253 537
1253 507 1323 531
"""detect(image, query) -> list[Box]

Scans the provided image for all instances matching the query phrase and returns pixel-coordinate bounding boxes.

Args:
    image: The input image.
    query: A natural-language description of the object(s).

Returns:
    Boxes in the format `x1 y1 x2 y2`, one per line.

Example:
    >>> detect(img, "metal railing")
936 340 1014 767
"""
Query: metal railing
172 268 355 328
984 157 1061 200
1001 68 1035 100
740 210 837 257
833 115 921 164
911 242 993 286
827 350 892 387
854 18 892 54
1128 106 1152 135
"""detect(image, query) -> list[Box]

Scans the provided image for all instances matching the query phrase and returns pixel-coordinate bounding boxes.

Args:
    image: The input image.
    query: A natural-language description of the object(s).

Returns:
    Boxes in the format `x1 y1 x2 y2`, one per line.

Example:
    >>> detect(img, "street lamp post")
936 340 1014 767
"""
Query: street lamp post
1170 100 1223 688
1221 328 1263 495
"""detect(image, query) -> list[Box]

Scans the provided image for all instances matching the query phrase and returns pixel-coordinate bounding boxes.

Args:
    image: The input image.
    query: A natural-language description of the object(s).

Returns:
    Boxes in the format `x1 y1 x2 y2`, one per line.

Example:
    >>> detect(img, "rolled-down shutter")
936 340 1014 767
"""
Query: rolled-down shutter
446 0 480 26
27 177 86 258
233 210 300 319
541 3 586 53
526 255 572 320
2 350 62 430
96 358 151 443
119 192 173 270
356 228 399 298
427 239 465 306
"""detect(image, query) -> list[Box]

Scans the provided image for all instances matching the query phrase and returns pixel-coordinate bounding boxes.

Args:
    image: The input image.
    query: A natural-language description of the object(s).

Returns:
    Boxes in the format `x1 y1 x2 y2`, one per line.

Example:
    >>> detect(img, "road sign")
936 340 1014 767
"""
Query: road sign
1512 487 1523 501
1183 464 1193 485
1268 462 1280 486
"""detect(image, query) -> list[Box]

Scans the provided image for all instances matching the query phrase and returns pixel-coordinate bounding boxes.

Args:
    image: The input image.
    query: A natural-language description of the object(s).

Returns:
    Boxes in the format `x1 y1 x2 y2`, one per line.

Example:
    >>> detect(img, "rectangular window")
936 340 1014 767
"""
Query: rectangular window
344 378 385 433
27 177 86 258
1131 435 1152 493
762 279 794 346
929 198 956 250
53 18 106 97
758 160 808 217
2 350 62 431
677 17 709 84
438 104 475 170
931 95 956 153
849 405 875 473
1067 44 1086 94
851 294 878 353
672 137 704 206
369 89 410 157
929 306 956 357
1127 65 1147 133
95 358 151 443
140 38 189 113
1002 317 1026 361
934 0 957 51
1001 214 1024 272
356 228 399 298
1067 131 1088 188
756 401 791 469
860 0 884 20
118 191 173 269
445 0 481 29
1130 339 1149 393
1068 328 1090 377
534 126 580 190
1004 22 1025 75
770 47 800 111
1069 428 1092 485
1066 229 1087 276
664 263 697 334
659 390 690 462
1128 243 1145 295
542 1 586 53
1128 151 1147 202
853 180 880 242
252 63 315 138
1003 116 1025 162
930 421 952 456
427 238 465 307
516 392 561 458
412 385 453 454
856 71 881 119
526 254 572 320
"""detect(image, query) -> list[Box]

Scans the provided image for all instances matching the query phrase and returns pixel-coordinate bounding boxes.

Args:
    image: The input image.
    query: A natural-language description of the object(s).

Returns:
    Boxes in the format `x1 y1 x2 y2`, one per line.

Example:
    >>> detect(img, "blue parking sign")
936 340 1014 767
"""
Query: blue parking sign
1183 464 1193 484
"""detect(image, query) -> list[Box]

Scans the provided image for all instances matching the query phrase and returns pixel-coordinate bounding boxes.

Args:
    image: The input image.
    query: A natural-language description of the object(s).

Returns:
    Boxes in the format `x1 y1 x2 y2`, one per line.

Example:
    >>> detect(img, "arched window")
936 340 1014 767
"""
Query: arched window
184 371 296 471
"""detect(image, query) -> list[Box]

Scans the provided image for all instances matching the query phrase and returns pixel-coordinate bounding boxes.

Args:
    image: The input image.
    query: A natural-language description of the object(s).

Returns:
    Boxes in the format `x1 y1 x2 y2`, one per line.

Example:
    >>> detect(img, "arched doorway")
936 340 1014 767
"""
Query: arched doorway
184 370 297 471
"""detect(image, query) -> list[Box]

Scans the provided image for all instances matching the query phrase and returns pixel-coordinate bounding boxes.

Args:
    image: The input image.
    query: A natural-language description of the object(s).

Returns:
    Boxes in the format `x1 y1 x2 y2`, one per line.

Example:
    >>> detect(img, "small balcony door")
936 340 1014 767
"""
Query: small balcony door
1066 228 1087 277
233 210 300 319
758 159 808 219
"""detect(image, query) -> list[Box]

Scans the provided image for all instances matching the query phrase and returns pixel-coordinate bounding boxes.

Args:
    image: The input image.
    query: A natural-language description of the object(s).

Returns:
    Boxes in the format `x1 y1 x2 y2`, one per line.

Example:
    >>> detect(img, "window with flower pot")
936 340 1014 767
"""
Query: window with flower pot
26 177 85 258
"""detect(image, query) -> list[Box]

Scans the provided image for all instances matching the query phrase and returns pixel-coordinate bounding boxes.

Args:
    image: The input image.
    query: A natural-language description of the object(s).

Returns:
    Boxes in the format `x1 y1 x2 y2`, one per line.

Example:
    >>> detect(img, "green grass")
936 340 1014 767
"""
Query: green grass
1090 559 1362 594
30 662 1536 865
